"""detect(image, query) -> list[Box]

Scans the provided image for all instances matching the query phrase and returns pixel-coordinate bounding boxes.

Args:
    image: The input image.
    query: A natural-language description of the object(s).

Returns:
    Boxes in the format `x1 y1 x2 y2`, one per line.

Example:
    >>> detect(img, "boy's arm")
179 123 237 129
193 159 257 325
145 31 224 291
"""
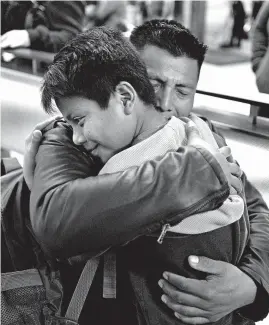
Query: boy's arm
30 121 229 260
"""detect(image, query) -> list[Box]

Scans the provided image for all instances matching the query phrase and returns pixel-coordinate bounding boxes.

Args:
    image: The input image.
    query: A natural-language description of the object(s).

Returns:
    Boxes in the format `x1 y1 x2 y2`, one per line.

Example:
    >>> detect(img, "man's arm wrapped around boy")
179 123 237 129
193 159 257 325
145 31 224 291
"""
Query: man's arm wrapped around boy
207 119 269 321
30 121 229 260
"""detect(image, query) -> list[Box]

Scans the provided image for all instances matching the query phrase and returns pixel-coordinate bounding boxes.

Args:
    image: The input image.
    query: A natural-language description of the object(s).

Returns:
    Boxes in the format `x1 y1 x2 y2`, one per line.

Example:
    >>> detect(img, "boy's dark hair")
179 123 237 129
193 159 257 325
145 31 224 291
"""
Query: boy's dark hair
41 27 156 113
130 19 207 70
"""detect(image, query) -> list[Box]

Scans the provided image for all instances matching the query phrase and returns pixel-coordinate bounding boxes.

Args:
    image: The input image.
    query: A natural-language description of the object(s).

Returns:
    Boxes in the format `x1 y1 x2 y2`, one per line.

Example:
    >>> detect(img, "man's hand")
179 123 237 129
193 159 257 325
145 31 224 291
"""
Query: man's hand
217 146 242 194
1 30 30 49
24 118 56 190
158 256 257 324
184 121 242 194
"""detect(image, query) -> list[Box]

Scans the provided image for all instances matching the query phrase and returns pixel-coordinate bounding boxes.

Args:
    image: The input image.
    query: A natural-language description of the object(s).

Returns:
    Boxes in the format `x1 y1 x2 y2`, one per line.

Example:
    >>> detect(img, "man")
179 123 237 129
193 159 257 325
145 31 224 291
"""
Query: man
24 20 269 324
130 19 269 324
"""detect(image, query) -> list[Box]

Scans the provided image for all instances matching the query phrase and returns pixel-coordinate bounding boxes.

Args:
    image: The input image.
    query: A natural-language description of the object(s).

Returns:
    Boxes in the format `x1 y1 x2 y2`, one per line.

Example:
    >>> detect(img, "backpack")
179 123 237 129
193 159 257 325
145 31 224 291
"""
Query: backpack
1 157 100 325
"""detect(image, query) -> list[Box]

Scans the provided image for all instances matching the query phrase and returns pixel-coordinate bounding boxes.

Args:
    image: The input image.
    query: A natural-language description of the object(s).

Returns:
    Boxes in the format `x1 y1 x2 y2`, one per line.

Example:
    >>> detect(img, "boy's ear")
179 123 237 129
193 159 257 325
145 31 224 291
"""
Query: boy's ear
115 81 136 115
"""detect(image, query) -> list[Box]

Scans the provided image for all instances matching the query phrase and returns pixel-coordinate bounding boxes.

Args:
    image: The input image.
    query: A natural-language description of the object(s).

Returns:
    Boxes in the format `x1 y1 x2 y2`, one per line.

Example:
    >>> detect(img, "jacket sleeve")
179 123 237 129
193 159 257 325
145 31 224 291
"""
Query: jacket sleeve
30 122 229 260
207 120 269 321
238 174 269 321
251 2 269 74
26 1 85 52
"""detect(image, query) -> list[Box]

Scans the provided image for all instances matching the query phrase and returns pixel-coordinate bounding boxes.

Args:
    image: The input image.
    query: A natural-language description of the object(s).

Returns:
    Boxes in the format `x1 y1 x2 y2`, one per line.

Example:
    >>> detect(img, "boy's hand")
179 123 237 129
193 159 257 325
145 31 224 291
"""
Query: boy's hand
24 118 55 190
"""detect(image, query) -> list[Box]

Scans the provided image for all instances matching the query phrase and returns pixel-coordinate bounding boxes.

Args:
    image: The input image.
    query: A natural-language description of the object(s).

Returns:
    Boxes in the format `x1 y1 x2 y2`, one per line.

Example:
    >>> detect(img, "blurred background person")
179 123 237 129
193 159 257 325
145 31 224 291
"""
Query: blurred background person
139 0 175 21
84 0 134 37
1 1 85 53
251 1 269 94
251 0 264 21
251 1 269 119
221 1 247 48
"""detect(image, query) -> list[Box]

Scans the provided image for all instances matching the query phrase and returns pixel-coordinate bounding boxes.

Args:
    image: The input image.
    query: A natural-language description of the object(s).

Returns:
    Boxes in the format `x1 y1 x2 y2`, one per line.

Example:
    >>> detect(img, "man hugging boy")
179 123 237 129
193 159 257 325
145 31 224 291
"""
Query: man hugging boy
37 27 247 325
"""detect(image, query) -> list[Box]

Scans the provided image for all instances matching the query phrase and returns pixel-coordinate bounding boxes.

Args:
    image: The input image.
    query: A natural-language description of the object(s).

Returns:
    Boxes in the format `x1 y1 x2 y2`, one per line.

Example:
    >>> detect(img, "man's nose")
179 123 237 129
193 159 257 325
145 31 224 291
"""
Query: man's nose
73 130 86 146
156 86 172 112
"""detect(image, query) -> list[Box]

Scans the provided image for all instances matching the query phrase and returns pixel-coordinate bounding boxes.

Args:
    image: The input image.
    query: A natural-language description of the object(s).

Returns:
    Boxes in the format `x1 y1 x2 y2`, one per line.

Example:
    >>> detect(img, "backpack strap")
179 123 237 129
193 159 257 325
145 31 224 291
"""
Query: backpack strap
103 252 116 299
64 252 117 322
2 268 43 291
64 257 100 322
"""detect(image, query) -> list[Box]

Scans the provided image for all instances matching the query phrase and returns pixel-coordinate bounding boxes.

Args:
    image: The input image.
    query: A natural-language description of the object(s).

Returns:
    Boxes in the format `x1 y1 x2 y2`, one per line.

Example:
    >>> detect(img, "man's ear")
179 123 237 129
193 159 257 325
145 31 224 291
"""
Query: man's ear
115 81 136 115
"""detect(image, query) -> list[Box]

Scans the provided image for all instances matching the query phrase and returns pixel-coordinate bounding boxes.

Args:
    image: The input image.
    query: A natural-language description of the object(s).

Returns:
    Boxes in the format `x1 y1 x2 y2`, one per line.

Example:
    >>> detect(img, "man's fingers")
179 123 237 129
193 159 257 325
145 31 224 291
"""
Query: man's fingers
185 121 202 142
188 256 227 276
162 272 206 299
230 175 242 193
230 186 237 195
219 146 231 158
160 294 207 317
174 313 210 325
229 162 242 177
158 279 203 309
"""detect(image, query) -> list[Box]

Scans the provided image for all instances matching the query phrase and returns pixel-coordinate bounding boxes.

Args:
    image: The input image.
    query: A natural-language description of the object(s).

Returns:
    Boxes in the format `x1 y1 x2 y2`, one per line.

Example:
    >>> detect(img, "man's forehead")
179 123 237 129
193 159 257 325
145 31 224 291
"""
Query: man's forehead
147 65 198 89
140 45 199 86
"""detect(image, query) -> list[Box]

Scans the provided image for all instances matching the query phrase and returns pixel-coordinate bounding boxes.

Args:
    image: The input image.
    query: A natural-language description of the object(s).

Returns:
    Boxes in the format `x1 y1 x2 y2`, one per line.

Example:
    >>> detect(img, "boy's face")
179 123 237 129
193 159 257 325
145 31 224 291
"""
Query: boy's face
57 94 137 163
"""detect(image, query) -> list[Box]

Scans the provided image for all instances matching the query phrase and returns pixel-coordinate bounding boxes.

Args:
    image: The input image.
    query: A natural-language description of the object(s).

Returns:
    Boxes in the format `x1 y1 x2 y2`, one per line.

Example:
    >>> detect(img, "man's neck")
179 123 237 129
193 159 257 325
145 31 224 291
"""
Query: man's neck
133 105 168 144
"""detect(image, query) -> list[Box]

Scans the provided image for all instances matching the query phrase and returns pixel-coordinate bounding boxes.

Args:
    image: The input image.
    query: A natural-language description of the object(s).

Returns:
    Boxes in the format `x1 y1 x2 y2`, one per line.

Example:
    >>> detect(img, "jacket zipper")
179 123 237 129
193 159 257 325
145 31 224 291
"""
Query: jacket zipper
157 223 171 244
155 187 229 244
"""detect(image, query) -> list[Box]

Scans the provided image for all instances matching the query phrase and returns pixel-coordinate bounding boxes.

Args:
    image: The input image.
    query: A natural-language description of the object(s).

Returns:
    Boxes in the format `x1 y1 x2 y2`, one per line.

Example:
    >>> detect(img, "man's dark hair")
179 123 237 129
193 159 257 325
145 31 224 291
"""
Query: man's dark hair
41 27 156 113
130 19 207 70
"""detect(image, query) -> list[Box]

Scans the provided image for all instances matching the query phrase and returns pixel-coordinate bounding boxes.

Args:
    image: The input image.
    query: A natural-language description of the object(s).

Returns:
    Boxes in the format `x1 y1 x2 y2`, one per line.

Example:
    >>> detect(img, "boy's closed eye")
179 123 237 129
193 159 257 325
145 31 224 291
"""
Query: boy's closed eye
73 116 85 126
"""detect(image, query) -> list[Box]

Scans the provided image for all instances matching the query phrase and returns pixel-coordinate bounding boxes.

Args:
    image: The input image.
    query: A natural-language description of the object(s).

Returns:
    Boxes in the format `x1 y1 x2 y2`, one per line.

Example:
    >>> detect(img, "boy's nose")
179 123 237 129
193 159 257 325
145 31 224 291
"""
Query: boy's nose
73 132 86 146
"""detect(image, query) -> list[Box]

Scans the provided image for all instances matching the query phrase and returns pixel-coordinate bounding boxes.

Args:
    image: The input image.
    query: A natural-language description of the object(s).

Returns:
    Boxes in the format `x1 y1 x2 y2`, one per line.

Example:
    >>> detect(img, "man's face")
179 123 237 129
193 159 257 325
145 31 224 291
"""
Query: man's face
139 45 199 118
57 95 136 163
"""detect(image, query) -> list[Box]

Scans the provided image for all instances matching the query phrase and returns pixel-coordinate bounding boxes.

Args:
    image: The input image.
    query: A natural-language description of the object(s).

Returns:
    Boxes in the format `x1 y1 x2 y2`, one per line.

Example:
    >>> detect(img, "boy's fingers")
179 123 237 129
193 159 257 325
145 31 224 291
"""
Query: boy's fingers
25 118 56 152
33 118 56 132
29 130 43 153
23 117 57 189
